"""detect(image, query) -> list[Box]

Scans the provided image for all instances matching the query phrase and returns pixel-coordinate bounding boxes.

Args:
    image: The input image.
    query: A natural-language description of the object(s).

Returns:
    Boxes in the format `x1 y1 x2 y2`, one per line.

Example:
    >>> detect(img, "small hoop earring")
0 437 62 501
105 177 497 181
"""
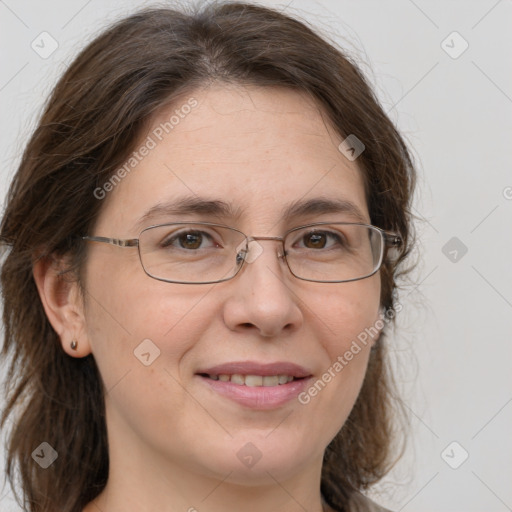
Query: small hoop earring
70 340 78 350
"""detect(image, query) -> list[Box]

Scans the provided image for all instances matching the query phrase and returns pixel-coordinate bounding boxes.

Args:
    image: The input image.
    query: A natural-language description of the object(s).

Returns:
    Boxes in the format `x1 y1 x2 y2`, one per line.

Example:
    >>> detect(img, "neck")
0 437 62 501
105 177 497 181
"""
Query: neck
84 414 329 512
86 468 329 512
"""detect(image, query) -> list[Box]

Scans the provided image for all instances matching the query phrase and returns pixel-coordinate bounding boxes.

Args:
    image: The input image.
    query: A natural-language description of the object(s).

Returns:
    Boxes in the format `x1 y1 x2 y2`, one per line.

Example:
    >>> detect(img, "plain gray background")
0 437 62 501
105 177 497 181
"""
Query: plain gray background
1 1 511 510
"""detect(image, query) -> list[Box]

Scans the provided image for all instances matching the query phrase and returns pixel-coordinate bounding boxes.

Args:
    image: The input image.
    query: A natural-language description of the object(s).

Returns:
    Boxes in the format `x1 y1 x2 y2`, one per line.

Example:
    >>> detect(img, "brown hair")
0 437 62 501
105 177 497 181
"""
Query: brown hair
0 2 415 511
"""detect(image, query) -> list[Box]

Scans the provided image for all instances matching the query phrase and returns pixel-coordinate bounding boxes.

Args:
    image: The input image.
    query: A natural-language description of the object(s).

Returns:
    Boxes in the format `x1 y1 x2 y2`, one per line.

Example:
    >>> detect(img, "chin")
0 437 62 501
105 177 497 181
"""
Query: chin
190 433 318 485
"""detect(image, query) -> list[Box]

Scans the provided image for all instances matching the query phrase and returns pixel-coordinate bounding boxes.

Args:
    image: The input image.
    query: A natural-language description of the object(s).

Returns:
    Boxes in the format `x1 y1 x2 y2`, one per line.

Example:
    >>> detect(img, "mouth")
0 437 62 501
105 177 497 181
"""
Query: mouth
195 361 312 409
198 373 304 386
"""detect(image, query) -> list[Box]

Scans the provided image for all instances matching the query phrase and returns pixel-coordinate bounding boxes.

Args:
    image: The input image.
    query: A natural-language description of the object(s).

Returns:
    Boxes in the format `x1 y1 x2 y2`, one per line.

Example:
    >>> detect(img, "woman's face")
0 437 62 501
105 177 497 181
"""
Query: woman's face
79 85 382 489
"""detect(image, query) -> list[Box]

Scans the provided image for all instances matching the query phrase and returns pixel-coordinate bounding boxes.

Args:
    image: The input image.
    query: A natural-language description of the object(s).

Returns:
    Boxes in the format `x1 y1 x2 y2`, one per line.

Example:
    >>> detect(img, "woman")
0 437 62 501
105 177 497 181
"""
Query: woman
0 2 415 511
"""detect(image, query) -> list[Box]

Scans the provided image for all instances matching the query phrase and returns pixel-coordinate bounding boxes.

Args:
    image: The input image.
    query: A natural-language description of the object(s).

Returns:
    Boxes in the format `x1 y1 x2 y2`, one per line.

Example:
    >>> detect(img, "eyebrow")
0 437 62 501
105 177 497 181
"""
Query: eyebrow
133 197 243 231
132 195 368 231
283 197 368 223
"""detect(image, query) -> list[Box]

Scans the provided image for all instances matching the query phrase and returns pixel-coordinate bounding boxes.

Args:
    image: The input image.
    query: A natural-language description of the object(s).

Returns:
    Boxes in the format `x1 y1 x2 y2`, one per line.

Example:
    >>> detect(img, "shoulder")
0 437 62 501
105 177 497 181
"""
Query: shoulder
345 492 393 512
324 492 393 512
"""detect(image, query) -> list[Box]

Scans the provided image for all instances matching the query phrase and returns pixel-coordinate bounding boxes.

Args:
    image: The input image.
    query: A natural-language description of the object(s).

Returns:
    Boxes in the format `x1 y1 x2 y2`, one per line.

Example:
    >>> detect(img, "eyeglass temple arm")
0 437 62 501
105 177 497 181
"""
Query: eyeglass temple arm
82 235 139 247
382 232 403 264
384 232 402 248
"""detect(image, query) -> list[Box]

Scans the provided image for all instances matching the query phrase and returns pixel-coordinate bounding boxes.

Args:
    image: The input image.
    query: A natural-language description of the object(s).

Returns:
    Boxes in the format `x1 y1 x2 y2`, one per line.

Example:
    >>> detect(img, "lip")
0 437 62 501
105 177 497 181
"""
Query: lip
195 361 313 410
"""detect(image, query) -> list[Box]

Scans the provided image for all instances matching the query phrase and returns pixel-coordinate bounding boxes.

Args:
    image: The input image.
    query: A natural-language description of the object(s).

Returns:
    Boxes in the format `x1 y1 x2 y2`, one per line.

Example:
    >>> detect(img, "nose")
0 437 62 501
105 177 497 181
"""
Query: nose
222 239 303 337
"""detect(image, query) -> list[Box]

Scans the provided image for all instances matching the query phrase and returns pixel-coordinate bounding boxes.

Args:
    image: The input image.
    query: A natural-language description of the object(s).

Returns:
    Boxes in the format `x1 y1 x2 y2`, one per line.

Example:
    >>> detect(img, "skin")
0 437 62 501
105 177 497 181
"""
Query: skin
34 84 383 512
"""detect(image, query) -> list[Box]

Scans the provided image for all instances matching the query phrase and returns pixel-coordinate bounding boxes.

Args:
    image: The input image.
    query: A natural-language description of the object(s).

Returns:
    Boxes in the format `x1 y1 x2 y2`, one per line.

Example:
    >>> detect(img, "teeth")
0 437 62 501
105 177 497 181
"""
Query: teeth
208 374 297 386
231 374 245 385
263 375 279 386
245 375 263 387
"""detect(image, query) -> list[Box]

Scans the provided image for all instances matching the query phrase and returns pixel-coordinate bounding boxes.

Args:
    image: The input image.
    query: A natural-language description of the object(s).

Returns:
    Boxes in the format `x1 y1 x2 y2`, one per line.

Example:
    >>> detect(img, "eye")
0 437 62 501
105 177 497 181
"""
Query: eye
296 230 345 250
162 230 219 250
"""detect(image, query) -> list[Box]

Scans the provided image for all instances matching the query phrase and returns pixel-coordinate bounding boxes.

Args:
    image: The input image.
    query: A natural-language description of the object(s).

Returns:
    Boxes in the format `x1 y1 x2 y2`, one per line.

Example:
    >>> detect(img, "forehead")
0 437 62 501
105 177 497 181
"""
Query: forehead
97 84 369 233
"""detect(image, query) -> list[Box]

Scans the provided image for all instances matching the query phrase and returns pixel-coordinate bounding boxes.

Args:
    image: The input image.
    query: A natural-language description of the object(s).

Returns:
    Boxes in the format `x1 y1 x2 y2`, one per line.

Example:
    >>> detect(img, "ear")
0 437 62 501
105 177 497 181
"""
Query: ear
32 254 92 358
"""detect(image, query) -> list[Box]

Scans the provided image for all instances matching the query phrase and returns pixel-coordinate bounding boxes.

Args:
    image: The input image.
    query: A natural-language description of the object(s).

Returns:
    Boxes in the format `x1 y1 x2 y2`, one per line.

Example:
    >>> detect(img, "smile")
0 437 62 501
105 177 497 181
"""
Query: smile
203 374 298 386
196 363 313 409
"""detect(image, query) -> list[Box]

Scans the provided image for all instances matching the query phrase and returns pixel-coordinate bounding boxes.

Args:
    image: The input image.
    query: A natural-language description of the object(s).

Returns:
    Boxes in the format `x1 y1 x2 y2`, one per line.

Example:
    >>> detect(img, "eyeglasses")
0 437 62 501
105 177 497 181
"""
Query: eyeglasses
82 221 402 284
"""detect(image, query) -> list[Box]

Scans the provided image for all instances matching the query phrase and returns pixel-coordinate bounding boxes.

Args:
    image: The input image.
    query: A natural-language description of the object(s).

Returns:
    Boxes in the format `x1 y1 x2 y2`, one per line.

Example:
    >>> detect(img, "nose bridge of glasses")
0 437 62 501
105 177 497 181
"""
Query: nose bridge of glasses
249 235 284 245
237 235 285 264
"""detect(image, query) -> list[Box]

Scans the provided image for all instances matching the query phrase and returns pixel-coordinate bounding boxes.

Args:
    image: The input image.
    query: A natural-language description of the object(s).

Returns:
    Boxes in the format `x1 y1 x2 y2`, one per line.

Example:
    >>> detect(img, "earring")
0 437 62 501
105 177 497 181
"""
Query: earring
70 340 78 350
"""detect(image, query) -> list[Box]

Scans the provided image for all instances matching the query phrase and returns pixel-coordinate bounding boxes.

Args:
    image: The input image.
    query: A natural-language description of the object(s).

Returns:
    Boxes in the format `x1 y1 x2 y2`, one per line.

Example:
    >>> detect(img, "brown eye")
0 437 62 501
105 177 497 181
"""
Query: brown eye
161 230 216 250
303 233 327 249
292 229 346 251
179 232 203 250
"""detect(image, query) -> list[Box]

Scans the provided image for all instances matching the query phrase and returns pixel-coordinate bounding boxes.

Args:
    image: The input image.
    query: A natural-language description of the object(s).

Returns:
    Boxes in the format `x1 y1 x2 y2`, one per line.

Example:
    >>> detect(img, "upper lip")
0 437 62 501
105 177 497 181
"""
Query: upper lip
196 361 312 378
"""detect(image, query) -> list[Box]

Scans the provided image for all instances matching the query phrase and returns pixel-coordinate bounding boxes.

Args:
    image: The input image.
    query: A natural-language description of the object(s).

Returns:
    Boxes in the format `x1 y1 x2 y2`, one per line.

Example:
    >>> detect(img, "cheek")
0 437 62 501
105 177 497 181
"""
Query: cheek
83 256 220 386
298 277 381 431
82 273 221 442
309 275 381 352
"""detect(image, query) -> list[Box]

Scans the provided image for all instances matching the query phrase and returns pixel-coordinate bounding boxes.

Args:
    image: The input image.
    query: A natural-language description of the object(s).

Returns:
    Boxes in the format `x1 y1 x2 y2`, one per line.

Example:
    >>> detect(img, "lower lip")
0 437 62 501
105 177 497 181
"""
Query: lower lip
198 375 311 410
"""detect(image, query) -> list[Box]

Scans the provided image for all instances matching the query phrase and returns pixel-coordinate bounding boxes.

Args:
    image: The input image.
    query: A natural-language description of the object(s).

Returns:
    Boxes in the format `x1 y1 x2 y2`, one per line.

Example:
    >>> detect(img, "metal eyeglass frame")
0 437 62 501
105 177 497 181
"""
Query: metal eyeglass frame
82 221 403 284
